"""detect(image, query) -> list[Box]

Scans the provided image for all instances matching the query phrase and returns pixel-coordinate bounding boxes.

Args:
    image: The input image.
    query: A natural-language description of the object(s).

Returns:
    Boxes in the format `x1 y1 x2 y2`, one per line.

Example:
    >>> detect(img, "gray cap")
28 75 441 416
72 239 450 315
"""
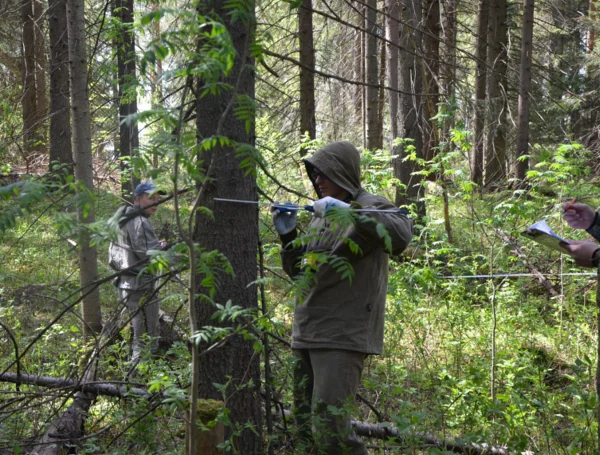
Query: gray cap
134 181 161 197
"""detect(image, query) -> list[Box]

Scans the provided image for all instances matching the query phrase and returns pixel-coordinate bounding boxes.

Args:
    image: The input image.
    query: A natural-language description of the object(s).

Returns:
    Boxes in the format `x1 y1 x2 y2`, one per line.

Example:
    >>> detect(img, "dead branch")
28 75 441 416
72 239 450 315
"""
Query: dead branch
2 372 519 455
496 229 559 297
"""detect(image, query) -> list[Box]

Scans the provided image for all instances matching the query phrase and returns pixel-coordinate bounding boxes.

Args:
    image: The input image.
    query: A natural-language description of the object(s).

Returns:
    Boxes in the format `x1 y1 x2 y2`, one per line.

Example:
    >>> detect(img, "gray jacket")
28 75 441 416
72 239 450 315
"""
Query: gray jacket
108 205 161 290
281 141 413 354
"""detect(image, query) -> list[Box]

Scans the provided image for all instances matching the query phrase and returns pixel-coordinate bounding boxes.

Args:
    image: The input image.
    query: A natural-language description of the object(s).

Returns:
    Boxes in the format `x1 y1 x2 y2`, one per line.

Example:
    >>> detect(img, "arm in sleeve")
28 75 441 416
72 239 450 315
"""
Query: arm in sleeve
586 213 600 243
352 198 413 255
128 216 161 257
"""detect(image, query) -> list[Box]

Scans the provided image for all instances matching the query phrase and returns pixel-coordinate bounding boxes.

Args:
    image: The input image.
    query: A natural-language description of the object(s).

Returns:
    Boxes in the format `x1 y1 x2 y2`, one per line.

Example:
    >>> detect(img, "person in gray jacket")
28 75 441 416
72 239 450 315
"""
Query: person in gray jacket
272 141 413 454
109 182 166 363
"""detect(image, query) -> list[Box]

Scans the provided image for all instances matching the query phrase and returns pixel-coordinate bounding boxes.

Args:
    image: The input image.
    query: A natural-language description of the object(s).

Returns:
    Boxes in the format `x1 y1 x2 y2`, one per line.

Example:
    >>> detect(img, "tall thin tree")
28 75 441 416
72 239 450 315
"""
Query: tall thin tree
484 0 508 186
114 0 140 198
397 0 425 216
515 0 534 180
67 0 103 337
365 0 379 150
48 0 73 172
471 0 488 185
298 0 315 149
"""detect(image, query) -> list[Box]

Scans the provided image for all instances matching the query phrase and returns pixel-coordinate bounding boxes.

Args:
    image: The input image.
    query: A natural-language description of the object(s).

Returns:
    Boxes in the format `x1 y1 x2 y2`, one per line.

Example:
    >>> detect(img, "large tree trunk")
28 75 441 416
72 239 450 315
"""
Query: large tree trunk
422 0 440 166
298 0 315 148
365 0 379 150
471 0 488 185
484 0 508 187
114 0 140 198
396 0 425 217
193 1 262 453
515 0 535 180
67 0 103 337
48 0 73 172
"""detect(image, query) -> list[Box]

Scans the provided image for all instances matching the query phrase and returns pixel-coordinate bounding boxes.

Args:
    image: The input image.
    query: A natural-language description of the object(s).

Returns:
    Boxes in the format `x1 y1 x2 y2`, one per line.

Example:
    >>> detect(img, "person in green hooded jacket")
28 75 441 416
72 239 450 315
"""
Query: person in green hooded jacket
272 141 413 454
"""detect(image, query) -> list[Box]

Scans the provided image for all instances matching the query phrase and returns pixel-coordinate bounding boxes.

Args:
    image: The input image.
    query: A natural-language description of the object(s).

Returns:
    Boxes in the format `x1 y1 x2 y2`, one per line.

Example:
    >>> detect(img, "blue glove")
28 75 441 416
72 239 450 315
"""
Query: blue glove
313 196 350 218
271 202 297 235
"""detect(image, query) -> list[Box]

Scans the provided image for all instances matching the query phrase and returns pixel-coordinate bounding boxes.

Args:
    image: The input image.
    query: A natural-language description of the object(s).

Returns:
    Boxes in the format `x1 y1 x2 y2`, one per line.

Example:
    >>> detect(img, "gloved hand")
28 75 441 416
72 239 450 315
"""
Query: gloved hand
271 201 297 235
313 196 350 218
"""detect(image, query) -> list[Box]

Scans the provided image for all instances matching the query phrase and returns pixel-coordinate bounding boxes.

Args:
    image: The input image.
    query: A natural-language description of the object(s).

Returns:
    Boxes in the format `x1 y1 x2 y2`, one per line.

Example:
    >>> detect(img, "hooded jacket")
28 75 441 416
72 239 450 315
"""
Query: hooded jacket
281 141 413 354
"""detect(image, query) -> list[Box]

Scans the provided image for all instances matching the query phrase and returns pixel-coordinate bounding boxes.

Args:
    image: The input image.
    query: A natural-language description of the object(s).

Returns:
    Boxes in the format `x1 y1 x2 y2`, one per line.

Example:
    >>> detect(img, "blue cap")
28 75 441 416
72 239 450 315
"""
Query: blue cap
135 181 160 197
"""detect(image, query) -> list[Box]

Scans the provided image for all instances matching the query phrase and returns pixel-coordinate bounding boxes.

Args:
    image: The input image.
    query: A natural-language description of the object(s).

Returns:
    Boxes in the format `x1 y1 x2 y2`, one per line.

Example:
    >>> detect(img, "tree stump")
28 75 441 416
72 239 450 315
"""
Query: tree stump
195 399 225 455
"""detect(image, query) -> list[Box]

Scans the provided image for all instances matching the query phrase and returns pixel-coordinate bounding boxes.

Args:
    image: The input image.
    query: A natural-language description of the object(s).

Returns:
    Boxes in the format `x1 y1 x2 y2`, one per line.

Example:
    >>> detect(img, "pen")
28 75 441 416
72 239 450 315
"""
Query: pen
563 196 577 213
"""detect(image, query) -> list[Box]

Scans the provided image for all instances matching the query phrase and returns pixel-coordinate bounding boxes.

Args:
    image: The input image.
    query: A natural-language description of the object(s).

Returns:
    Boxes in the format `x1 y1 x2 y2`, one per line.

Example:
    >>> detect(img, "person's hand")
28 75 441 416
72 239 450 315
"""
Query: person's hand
159 240 168 250
313 196 351 218
561 240 600 268
271 202 297 235
562 202 596 230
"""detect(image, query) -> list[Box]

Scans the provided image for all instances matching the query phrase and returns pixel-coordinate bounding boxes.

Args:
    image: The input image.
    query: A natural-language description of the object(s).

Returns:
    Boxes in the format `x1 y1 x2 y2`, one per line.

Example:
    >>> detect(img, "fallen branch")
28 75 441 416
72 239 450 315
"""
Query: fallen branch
496 229 559 297
2 372 520 455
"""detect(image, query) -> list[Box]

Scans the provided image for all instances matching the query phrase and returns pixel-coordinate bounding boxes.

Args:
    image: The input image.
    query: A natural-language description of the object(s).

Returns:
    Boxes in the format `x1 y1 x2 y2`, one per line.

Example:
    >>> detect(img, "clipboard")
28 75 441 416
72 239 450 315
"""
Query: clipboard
521 219 570 254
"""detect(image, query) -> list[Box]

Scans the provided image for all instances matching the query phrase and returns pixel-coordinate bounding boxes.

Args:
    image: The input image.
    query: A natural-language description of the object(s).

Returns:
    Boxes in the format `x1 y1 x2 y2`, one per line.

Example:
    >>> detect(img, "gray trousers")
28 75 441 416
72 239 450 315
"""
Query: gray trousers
293 349 368 455
118 288 159 362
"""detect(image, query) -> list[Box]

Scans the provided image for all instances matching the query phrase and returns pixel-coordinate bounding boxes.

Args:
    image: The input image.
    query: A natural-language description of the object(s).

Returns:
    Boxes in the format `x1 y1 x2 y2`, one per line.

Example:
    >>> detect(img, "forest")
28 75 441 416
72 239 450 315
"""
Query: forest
1 0 600 453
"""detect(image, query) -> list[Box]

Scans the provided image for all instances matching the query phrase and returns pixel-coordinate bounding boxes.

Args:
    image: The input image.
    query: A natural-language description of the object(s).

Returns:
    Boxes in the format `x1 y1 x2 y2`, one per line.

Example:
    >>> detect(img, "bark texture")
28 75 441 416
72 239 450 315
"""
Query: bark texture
515 0 535 180
114 0 140 198
298 0 316 146
365 0 379 150
193 1 262 453
48 0 73 171
67 0 103 337
484 0 508 187
471 0 488 185
396 0 425 216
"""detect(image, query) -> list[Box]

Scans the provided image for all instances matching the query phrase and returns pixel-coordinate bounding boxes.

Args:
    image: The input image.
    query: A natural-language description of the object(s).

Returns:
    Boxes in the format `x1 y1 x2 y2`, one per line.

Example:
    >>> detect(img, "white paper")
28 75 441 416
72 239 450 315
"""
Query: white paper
522 219 570 253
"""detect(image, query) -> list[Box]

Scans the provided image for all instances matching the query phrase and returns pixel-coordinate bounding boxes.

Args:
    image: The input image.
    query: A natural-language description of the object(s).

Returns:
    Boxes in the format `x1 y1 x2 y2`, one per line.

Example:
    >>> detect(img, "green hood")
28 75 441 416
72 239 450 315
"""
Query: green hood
304 141 362 199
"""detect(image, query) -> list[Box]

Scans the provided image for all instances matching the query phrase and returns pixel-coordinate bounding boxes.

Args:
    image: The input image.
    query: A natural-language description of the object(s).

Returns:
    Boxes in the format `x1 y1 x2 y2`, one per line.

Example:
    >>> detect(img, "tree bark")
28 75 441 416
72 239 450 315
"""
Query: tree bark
33 0 48 156
114 0 140 198
298 0 316 148
484 0 508 187
365 0 379 150
193 1 262 453
67 0 103 337
48 0 73 172
515 0 534 180
21 0 37 160
385 0 400 151
422 0 440 166
396 0 425 217
353 4 364 144
471 0 488 185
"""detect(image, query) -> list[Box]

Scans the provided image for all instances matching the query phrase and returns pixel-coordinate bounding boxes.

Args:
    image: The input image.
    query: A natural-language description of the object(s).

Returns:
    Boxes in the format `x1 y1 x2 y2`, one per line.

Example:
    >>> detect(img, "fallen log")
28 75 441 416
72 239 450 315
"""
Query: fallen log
1 372 522 455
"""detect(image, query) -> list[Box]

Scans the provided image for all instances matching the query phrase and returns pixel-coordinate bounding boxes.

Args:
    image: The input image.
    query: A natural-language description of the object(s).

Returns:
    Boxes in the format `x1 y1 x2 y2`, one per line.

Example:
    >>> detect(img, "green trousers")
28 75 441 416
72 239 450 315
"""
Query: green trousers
293 349 368 455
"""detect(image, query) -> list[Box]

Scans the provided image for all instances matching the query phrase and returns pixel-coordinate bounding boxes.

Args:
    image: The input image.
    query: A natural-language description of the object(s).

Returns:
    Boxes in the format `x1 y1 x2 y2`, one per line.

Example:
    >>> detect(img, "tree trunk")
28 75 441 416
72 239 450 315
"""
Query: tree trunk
396 0 425 217
588 0 597 54
48 0 73 172
33 0 48 155
21 0 37 160
114 0 140 198
385 0 400 151
298 0 315 149
365 0 379 150
422 0 440 166
353 5 364 142
484 0 508 187
193 1 262 453
471 0 488 185
515 0 534 180
67 0 103 337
